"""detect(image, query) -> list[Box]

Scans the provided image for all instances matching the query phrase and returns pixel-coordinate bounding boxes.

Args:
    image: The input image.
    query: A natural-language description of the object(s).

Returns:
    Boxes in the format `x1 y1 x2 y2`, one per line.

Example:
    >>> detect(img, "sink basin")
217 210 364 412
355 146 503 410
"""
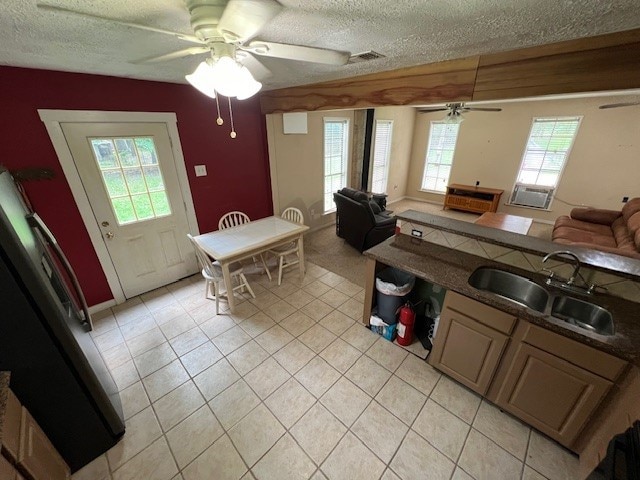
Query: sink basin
468 268 550 313
551 296 614 336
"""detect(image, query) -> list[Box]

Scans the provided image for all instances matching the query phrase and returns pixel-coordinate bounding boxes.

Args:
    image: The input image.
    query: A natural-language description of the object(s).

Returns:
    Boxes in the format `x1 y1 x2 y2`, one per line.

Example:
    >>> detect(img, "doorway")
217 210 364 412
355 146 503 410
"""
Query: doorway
40 111 199 305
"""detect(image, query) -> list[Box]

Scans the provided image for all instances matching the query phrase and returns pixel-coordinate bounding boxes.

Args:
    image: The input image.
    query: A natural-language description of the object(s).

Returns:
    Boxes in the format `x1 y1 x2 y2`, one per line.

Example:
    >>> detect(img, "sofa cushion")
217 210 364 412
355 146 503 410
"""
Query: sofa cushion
570 207 621 225
553 216 614 236
612 217 635 248
552 226 617 248
635 228 640 251
627 211 640 236
368 200 382 214
621 197 640 223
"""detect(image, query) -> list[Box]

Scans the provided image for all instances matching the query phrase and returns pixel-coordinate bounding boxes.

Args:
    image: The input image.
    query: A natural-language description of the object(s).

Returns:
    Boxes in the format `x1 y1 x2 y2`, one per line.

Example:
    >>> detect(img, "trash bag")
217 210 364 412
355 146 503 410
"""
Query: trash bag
375 268 415 324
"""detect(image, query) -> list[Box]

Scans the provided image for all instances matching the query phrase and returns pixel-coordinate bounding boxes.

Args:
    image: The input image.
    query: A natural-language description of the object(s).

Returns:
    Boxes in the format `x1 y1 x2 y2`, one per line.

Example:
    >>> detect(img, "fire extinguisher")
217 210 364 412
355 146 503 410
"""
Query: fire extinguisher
396 302 415 346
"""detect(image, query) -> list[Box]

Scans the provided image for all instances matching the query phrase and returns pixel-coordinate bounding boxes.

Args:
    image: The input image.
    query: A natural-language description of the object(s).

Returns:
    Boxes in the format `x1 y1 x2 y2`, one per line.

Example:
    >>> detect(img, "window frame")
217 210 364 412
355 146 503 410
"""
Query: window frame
369 119 394 194
420 120 461 194
322 117 351 214
509 115 582 209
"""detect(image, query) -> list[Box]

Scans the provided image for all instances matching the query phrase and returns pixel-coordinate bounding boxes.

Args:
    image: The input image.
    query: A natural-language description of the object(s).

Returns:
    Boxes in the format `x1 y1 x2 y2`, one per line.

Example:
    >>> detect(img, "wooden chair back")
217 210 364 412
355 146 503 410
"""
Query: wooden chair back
219 211 250 230
281 207 304 225
187 234 220 280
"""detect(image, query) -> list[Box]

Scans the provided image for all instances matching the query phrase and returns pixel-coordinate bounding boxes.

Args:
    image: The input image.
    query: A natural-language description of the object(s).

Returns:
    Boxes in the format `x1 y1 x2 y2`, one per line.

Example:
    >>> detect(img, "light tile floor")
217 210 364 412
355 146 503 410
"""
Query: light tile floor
73 262 581 480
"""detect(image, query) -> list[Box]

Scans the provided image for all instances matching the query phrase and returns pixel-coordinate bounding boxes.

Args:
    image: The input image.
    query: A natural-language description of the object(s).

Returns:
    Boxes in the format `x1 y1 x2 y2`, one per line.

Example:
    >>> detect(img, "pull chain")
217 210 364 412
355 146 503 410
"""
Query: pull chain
215 94 223 125
228 97 236 139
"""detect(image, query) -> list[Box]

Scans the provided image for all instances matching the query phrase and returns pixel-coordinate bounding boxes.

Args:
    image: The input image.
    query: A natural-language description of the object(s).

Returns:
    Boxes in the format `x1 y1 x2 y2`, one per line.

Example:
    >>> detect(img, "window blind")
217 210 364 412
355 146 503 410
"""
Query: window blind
516 117 581 187
371 120 393 194
323 119 349 212
421 122 460 193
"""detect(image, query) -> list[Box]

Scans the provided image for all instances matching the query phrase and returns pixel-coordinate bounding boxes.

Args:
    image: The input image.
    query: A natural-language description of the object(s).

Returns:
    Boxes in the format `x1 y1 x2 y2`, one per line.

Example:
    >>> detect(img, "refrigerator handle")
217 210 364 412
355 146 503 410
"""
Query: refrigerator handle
26 213 93 330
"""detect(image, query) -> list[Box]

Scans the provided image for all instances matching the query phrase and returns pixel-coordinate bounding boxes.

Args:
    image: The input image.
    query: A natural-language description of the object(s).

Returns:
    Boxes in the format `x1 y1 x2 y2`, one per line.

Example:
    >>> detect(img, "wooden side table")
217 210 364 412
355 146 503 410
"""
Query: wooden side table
444 184 504 214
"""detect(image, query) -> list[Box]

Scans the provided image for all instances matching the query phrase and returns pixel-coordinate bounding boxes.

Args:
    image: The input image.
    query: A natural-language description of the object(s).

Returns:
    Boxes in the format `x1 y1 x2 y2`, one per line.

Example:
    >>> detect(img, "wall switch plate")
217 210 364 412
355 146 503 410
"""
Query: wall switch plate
411 229 423 238
194 165 207 177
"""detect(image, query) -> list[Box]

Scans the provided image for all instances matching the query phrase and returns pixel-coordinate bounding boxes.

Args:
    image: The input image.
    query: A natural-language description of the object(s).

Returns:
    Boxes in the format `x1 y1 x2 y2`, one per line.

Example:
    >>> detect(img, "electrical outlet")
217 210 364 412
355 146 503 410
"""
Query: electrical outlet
310 208 316 217
623 196 629 203
194 165 207 177
475 181 480 186
411 229 423 238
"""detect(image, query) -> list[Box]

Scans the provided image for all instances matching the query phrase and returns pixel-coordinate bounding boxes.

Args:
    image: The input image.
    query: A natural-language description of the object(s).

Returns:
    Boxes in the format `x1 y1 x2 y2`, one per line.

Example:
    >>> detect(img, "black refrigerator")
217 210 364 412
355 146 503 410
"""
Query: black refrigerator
0 168 125 471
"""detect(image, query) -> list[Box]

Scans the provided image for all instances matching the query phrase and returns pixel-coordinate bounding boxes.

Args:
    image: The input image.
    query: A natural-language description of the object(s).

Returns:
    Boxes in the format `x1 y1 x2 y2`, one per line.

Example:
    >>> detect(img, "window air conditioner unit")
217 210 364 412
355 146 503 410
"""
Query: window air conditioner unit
510 184 555 209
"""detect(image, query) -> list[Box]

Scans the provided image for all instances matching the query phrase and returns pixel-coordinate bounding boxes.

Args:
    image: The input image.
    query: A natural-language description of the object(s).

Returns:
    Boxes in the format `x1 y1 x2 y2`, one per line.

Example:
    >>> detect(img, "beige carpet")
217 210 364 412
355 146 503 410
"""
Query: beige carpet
304 199 553 287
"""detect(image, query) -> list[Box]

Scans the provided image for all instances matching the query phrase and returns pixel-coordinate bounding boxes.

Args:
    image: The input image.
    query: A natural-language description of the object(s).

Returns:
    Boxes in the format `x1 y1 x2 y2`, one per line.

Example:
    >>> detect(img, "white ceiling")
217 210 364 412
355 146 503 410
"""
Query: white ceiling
1 0 640 91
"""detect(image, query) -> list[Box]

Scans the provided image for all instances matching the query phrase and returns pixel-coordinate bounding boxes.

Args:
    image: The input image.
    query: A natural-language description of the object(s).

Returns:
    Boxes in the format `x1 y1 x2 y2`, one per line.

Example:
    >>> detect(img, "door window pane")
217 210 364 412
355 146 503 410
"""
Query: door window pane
90 136 172 225
323 119 349 212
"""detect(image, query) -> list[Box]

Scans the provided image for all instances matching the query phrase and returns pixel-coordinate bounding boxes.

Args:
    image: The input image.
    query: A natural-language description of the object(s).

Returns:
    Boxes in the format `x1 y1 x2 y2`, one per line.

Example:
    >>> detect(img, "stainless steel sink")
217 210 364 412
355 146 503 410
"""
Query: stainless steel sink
468 267 615 336
551 296 614 335
468 267 550 313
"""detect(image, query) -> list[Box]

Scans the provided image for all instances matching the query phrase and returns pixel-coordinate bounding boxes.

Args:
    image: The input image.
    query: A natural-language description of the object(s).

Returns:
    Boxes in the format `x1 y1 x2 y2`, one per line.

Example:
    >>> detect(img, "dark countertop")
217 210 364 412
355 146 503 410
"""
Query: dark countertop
397 210 640 280
0 372 10 446
366 235 639 364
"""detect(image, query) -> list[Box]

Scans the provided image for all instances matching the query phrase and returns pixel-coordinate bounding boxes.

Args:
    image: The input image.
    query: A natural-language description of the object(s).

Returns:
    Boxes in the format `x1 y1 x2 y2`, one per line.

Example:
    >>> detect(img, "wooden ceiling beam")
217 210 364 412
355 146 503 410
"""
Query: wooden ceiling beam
259 28 640 114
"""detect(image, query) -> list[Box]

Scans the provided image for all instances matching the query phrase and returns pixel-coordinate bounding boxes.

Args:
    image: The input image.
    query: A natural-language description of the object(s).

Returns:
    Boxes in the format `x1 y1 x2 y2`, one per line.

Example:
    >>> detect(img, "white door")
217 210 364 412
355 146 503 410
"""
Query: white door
60 122 196 298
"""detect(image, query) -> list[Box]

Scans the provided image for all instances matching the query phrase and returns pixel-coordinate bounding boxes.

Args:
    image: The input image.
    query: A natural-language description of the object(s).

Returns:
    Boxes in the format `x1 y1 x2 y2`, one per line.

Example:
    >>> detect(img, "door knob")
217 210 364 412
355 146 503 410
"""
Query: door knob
105 231 114 239
101 221 110 227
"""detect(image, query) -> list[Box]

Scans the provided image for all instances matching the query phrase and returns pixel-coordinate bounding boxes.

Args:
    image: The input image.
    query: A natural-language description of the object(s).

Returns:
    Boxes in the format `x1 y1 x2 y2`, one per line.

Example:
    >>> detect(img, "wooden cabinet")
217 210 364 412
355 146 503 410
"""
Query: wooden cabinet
19 409 70 480
443 184 503 214
1 389 70 480
493 342 611 446
488 322 626 448
430 291 627 450
429 291 515 395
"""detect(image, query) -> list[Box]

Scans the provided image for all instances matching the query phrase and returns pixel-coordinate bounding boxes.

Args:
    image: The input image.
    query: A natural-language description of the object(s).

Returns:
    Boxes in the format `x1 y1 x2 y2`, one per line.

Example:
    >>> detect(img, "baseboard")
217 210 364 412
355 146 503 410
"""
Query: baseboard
386 196 406 205
402 195 445 207
88 299 116 315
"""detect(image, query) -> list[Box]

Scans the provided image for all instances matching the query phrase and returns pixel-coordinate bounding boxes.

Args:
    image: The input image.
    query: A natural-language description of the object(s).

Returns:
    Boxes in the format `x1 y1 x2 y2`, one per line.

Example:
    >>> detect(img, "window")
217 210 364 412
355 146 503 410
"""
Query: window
90 137 172 225
370 120 393 194
323 118 350 212
515 117 581 187
421 122 460 193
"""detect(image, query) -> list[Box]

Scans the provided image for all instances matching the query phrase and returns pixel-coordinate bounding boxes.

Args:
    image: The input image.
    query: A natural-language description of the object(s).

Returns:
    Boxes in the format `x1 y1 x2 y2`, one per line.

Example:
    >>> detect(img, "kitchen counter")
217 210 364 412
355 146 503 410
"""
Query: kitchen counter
397 210 640 280
365 235 638 363
0 371 9 446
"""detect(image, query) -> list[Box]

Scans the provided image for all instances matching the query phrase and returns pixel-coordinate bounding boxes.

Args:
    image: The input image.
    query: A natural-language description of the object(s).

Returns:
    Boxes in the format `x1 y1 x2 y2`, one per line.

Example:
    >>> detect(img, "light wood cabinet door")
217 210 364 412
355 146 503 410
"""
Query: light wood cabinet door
429 307 509 395
18 408 70 480
495 342 611 446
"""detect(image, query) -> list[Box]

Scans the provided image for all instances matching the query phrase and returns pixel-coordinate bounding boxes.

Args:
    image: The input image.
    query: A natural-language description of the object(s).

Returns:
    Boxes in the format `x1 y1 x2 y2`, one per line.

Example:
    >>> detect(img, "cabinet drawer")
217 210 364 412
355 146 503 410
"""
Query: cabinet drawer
2 390 22 463
521 323 626 381
495 342 611 446
443 291 516 334
19 408 70 480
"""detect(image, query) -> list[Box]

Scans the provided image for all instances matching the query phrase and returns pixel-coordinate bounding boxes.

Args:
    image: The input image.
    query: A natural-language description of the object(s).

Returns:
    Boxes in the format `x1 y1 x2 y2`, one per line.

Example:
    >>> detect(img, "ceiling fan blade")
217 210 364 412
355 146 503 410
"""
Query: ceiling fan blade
37 3 204 45
218 0 283 43
133 47 210 64
599 102 640 109
463 107 503 112
243 41 350 65
418 108 449 113
236 52 273 81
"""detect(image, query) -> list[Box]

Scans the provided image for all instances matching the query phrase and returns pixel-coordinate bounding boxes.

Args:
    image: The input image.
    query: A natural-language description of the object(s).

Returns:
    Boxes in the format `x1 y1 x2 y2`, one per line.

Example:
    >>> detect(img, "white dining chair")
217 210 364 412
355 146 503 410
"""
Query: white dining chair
187 234 255 314
268 207 304 285
218 211 272 281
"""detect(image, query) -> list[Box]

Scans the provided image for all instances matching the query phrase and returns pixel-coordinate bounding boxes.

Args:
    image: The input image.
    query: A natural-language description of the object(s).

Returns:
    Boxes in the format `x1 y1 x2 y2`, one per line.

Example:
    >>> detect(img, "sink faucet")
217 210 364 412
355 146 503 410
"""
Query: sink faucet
542 250 581 285
542 250 597 294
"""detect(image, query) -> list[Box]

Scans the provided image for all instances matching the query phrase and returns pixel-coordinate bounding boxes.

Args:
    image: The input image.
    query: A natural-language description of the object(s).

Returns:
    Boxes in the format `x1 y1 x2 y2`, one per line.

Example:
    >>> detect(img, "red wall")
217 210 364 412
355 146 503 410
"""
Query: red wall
0 66 273 306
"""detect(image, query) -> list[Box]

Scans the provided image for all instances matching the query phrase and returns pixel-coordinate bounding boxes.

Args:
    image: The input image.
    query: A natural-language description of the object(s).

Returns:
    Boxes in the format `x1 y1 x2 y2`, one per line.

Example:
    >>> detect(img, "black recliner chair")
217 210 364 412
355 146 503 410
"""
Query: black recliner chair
333 188 397 252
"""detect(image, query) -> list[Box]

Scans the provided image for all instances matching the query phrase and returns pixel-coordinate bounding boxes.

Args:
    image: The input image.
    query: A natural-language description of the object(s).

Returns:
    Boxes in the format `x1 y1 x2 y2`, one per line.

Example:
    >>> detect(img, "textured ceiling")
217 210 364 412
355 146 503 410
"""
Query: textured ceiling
1 0 640 91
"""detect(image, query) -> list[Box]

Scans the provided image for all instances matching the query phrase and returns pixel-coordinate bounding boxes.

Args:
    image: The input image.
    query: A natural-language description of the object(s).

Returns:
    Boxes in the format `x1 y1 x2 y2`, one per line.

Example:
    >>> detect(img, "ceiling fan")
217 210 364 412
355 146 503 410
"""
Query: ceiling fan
418 103 502 123
599 101 640 109
37 0 351 90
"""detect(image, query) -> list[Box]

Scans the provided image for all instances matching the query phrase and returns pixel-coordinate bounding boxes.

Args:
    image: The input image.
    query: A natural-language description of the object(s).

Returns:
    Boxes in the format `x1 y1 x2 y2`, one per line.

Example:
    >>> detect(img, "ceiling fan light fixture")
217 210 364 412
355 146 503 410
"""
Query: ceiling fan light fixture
445 112 464 124
209 56 262 99
185 61 217 99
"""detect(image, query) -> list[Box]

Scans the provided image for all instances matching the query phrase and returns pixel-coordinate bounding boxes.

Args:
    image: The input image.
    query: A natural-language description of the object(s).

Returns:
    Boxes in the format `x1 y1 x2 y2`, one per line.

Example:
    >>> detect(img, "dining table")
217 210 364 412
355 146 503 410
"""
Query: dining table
193 215 309 311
